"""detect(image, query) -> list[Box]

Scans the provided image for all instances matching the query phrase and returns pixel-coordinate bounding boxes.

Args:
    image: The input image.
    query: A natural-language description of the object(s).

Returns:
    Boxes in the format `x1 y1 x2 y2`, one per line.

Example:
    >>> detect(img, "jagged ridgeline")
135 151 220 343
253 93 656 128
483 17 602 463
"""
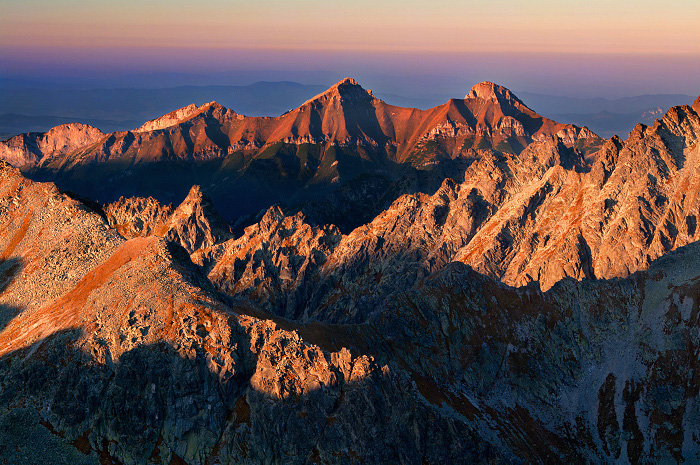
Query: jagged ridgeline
0 84 700 464
0 79 602 224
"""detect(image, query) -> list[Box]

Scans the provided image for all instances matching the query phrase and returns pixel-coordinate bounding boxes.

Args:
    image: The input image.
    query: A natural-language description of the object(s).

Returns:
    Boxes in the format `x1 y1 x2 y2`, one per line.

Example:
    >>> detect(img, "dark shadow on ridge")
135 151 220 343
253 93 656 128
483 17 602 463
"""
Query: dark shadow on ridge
0 311 506 464
0 257 23 332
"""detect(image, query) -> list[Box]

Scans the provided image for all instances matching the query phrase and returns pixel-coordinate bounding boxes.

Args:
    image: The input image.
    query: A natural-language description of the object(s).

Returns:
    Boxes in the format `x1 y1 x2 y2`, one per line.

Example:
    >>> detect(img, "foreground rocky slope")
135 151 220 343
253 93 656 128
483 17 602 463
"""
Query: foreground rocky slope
3 158 700 463
0 161 498 464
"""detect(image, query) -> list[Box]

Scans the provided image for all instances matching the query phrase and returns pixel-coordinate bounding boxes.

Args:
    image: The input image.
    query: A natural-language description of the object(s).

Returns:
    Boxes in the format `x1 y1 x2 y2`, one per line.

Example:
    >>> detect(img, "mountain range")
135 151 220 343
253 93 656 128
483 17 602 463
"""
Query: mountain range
1 79 700 463
1 79 691 143
0 79 601 221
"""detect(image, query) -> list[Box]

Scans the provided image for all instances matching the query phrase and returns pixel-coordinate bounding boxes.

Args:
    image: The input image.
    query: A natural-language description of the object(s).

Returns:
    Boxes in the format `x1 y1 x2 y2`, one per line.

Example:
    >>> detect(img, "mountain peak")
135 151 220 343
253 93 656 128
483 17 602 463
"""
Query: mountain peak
327 77 363 92
184 184 204 201
336 77 359 86
136 103 199 132
465 81 526 108
693 95 700 113
163 184 231 253
47 122 102 134
0 122 105 169
199 101 225 111
302 77 373 106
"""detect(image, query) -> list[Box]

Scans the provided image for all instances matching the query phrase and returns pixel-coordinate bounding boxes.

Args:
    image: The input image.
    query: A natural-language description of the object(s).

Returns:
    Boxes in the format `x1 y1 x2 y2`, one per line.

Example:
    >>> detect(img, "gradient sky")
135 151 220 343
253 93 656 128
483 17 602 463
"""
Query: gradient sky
3 0 700 53
1 0 699 97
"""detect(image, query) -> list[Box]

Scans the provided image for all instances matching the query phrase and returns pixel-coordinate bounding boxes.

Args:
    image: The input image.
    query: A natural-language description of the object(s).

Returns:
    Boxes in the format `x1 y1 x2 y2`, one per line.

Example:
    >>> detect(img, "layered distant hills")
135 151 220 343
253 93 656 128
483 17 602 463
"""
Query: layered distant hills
518 91 695 138
0 81 328 137
1 81 700 463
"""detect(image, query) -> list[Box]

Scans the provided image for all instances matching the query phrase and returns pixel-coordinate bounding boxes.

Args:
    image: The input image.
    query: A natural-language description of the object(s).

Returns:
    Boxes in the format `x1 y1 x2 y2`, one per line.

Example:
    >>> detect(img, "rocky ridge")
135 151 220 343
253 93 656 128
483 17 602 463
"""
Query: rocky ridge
135 103 201 132
0 79 603 220
2 91 700 463
185 99 700 324
3 155 700 462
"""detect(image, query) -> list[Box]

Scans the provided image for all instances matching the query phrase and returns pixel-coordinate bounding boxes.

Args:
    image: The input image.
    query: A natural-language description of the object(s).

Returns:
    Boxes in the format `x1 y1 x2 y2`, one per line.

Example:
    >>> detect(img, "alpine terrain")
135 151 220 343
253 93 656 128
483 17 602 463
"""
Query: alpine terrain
1 79 700 464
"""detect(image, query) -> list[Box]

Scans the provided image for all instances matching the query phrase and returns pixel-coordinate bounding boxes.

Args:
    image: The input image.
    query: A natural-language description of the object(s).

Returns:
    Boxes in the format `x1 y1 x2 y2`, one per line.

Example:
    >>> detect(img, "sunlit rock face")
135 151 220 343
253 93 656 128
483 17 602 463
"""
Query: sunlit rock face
0 94 699 463
185 101 700 325
105 195 174 238
0 123 105 169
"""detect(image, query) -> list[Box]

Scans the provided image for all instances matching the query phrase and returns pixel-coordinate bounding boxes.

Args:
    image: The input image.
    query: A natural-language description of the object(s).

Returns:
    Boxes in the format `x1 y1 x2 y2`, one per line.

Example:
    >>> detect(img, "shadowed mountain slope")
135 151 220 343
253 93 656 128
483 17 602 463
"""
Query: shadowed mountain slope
3 158 700 462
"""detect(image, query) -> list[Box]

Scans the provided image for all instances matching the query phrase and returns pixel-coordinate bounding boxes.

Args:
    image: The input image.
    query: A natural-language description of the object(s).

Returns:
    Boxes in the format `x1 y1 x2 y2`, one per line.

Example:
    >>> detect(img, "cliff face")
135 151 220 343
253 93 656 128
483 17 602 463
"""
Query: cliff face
372 248 700 463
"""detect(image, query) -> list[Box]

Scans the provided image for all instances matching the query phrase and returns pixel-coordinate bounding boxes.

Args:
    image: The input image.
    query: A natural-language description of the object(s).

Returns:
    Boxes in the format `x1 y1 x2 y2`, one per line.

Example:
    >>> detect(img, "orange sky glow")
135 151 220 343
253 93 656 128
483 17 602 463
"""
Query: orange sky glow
1 0 698 99
2 0 699 55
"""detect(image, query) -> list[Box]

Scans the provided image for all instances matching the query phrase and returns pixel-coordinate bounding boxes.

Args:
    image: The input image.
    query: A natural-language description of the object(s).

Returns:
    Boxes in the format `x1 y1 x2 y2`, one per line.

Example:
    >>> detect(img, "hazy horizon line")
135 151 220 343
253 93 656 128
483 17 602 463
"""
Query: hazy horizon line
2 47 698 100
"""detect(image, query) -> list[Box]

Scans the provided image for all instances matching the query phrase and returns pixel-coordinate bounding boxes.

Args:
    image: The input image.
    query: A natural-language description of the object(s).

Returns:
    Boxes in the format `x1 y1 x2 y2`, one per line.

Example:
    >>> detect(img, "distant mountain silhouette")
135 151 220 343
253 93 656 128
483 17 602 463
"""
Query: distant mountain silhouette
0 81 327 136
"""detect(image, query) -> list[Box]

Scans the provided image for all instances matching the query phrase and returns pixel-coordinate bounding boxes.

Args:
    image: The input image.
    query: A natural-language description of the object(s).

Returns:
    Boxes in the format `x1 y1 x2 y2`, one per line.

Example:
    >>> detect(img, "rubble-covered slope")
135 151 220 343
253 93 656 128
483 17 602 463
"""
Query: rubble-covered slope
3 158 700 462
0 161 504 464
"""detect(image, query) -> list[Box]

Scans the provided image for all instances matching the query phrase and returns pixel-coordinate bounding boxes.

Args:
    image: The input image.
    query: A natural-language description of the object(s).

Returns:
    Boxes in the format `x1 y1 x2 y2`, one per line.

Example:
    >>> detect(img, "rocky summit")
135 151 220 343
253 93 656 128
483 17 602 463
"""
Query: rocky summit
0 83 700 464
